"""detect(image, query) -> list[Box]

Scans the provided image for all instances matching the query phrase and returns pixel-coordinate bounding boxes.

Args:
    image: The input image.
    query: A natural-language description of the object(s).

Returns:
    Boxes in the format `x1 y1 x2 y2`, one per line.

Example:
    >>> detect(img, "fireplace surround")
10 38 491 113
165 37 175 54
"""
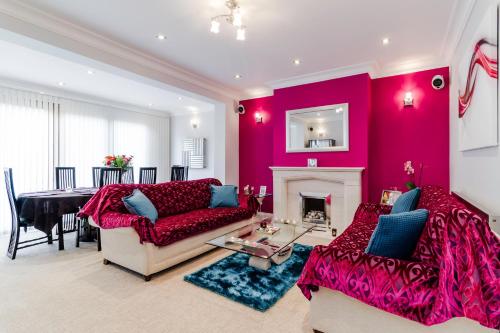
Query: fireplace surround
270 167 364 238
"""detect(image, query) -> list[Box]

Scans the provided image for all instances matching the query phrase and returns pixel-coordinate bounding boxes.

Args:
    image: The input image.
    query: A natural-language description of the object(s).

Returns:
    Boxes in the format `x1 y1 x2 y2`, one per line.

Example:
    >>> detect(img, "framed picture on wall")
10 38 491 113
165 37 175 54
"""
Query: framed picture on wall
457 4 499 151
259 186 267 197
380 190 402 206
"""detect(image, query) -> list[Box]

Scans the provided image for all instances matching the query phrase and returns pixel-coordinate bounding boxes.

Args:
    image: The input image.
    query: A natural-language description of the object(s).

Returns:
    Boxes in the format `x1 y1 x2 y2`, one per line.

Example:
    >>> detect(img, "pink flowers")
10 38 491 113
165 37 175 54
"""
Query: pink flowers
103 155 133 168
404 160 415 175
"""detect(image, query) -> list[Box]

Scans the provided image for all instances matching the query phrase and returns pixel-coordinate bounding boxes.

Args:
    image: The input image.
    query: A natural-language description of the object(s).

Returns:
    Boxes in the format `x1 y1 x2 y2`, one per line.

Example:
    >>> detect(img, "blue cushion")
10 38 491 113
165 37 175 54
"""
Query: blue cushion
209 185 239 208
391 188 421 214
122 189 158 224
365 209 429 260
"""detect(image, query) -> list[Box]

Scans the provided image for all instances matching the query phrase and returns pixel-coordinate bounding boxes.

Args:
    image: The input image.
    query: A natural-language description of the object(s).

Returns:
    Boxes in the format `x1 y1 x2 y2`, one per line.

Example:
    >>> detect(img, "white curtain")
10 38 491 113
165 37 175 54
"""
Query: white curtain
0 88 169 234
0 88 56 234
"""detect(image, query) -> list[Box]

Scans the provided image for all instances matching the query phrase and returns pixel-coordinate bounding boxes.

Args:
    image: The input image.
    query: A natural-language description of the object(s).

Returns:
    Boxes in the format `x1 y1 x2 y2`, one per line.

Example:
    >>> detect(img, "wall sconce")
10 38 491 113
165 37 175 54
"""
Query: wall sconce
191 118 199 129
255 112 263 123
403 92 414 107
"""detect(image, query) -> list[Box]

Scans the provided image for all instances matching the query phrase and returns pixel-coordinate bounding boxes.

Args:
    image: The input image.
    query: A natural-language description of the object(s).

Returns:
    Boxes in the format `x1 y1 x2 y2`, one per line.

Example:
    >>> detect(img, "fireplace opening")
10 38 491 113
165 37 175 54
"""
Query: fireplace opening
300 192 330 227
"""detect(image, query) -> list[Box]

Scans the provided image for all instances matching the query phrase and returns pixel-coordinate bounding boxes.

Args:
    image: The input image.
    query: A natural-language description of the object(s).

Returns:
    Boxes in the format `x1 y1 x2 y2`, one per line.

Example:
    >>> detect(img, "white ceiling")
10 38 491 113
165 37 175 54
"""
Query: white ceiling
17 0 460 97
0 38 214 114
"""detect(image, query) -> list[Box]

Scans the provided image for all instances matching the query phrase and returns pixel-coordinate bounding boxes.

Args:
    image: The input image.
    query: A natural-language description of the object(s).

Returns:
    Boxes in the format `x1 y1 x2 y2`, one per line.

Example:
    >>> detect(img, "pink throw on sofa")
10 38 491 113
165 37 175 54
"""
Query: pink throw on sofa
297 186 499 329
79 178 254 247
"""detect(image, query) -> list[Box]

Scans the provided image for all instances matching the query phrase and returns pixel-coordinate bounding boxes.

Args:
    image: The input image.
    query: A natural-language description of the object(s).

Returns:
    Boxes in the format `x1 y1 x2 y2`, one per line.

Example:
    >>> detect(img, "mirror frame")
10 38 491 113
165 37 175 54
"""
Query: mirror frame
285 103 349 153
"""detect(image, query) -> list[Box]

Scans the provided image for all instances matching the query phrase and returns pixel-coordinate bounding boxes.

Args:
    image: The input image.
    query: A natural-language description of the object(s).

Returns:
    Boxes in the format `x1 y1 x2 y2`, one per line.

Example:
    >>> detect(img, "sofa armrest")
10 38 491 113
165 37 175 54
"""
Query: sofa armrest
98 212 149 229
298 245 438 301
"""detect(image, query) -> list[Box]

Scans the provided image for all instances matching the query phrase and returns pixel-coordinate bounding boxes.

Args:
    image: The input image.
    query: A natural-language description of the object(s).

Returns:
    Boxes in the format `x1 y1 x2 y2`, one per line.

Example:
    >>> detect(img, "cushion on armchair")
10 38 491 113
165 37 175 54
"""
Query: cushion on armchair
365 209 429 260
391 187 421 214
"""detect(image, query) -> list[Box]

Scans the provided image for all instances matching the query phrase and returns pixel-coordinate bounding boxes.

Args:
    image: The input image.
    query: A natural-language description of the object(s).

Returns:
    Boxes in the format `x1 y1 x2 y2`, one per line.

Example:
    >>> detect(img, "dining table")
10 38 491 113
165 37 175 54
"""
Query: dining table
16 187 98 250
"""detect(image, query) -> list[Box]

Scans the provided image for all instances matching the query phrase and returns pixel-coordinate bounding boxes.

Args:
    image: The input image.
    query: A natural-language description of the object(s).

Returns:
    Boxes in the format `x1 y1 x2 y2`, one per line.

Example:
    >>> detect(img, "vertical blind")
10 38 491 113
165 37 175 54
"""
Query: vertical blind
0 87 169 234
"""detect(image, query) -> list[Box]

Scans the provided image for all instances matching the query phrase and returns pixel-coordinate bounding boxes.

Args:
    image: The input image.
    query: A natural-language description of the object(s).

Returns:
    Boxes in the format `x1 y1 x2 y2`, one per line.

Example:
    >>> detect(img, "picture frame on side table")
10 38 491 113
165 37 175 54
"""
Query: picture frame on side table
380 190 402 206
259 186 267 197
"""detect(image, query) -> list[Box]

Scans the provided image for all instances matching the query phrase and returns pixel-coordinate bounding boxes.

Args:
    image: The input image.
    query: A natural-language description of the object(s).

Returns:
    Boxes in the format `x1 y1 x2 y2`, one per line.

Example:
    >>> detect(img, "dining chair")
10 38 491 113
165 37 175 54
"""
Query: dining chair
55 167 76 190
99 167 123 187
139 167 157 184
92 167 102 188
171 165 188 181
121 166 134 184
4 168 52 260
55 167 77 234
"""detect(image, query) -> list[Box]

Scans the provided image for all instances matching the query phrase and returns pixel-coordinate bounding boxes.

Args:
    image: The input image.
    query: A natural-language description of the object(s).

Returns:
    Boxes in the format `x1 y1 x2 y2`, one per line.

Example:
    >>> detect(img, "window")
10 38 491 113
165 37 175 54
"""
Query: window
0 87 169 233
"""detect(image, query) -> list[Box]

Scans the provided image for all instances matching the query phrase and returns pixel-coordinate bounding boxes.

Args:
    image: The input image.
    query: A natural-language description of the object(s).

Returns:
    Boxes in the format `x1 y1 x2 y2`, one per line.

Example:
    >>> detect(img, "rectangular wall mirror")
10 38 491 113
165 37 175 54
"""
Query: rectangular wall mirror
286 103 349 152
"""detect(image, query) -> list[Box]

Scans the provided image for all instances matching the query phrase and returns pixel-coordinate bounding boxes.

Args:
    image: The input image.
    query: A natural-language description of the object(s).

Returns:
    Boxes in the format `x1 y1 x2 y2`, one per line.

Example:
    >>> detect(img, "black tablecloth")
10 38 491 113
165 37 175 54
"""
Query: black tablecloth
17 188 97 234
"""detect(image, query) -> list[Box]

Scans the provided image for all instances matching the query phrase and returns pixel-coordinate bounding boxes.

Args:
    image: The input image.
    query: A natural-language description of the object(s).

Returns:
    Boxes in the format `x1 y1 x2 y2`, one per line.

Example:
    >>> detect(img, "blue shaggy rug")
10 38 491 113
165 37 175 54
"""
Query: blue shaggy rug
184 244 312 311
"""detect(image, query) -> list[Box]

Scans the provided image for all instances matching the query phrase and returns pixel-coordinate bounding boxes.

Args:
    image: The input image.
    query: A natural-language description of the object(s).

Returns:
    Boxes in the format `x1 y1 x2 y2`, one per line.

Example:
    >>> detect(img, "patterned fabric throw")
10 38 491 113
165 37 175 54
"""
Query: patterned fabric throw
391 187 421 214
297 186 499 329
79 179 255 247
365 209 428 259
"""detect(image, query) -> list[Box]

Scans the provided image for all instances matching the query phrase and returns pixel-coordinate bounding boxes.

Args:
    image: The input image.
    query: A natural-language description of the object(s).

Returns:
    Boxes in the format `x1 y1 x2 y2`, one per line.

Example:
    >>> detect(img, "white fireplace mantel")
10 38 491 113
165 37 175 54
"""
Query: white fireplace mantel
270 166 365 237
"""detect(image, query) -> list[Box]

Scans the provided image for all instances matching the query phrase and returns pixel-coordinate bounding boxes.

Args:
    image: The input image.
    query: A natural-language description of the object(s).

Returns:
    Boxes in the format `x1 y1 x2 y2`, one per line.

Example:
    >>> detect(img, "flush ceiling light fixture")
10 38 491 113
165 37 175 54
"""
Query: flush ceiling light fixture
156 34 166 40
382 37 390 45
210 0 246 41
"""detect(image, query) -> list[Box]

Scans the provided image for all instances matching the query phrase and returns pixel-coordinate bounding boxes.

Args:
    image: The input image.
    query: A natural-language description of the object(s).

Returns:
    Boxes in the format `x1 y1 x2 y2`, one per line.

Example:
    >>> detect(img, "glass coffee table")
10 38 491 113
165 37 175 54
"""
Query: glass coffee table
207 214 314 270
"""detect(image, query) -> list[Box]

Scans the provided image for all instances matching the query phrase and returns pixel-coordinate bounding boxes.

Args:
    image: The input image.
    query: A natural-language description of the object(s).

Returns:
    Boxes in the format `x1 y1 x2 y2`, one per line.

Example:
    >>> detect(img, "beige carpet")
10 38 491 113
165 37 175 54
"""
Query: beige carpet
0 231 329 333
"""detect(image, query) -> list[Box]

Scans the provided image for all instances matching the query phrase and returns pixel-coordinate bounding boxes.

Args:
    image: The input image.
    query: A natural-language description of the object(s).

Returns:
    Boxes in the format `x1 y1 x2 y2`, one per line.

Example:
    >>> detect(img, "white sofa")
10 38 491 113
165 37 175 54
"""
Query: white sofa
310 287 497 333
89 216 256 281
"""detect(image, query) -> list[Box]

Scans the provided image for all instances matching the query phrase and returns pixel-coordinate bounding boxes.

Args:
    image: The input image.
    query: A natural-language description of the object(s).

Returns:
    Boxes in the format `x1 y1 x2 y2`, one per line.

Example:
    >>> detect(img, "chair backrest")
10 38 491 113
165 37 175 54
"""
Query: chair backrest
92 167 102 188
55 167 76 189
171 165 188 181
3 168 19 225
99 167 122 188
139 167 157 184
121 167 134 184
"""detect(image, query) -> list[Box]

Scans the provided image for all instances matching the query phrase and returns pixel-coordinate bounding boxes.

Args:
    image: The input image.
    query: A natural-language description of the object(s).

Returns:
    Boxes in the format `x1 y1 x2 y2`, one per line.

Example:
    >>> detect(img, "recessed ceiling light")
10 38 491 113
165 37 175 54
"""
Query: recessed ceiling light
87 70 94 75
58 82 65 86
235 74 242 79
178 97 183 101
156 34 166 40
148 103 153 107
382 37 390 45
293 59 301 66
39 92 45 95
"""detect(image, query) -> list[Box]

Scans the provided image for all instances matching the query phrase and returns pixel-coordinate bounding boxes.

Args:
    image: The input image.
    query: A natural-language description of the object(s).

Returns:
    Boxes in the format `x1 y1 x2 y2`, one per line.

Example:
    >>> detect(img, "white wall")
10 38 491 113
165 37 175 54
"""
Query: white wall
170 111 215 180
450 0 500 226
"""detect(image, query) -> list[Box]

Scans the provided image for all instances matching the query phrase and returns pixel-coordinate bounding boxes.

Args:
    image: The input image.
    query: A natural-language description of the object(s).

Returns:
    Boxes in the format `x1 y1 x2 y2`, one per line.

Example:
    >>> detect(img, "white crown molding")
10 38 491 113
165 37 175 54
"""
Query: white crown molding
0 0 240 101
266 62 378 90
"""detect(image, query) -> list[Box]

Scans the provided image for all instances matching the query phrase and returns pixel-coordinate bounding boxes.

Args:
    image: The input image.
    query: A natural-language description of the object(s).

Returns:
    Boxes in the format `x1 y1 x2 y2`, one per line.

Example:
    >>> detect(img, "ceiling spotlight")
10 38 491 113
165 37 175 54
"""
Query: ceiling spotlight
235 74 242 79
87 70 94 75
293 59 301 66
210 20 220 34
148 103 153 107
156 34 166 40
58 82 65 86
382 37 390 45
236 27 246 41
178 97 183 101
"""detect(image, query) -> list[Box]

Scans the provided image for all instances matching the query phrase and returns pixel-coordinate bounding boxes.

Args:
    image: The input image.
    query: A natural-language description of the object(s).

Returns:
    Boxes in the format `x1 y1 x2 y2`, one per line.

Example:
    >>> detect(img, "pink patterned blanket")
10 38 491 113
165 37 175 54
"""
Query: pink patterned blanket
79 178 254 247
297 186 499 329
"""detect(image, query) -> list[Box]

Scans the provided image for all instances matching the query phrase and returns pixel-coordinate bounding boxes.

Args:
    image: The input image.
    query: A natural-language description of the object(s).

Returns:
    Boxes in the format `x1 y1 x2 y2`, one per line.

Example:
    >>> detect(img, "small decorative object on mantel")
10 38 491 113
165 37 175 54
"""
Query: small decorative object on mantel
307 158 317 168
103 155 133 169
404 160 424 190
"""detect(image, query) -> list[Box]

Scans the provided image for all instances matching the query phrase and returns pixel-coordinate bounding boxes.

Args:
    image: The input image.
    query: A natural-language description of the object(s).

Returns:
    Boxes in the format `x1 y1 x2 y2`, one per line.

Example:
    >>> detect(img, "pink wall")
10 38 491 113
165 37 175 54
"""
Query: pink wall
273 74 371 201
239 68 450 210
239 96 274 212
369 67 450 201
